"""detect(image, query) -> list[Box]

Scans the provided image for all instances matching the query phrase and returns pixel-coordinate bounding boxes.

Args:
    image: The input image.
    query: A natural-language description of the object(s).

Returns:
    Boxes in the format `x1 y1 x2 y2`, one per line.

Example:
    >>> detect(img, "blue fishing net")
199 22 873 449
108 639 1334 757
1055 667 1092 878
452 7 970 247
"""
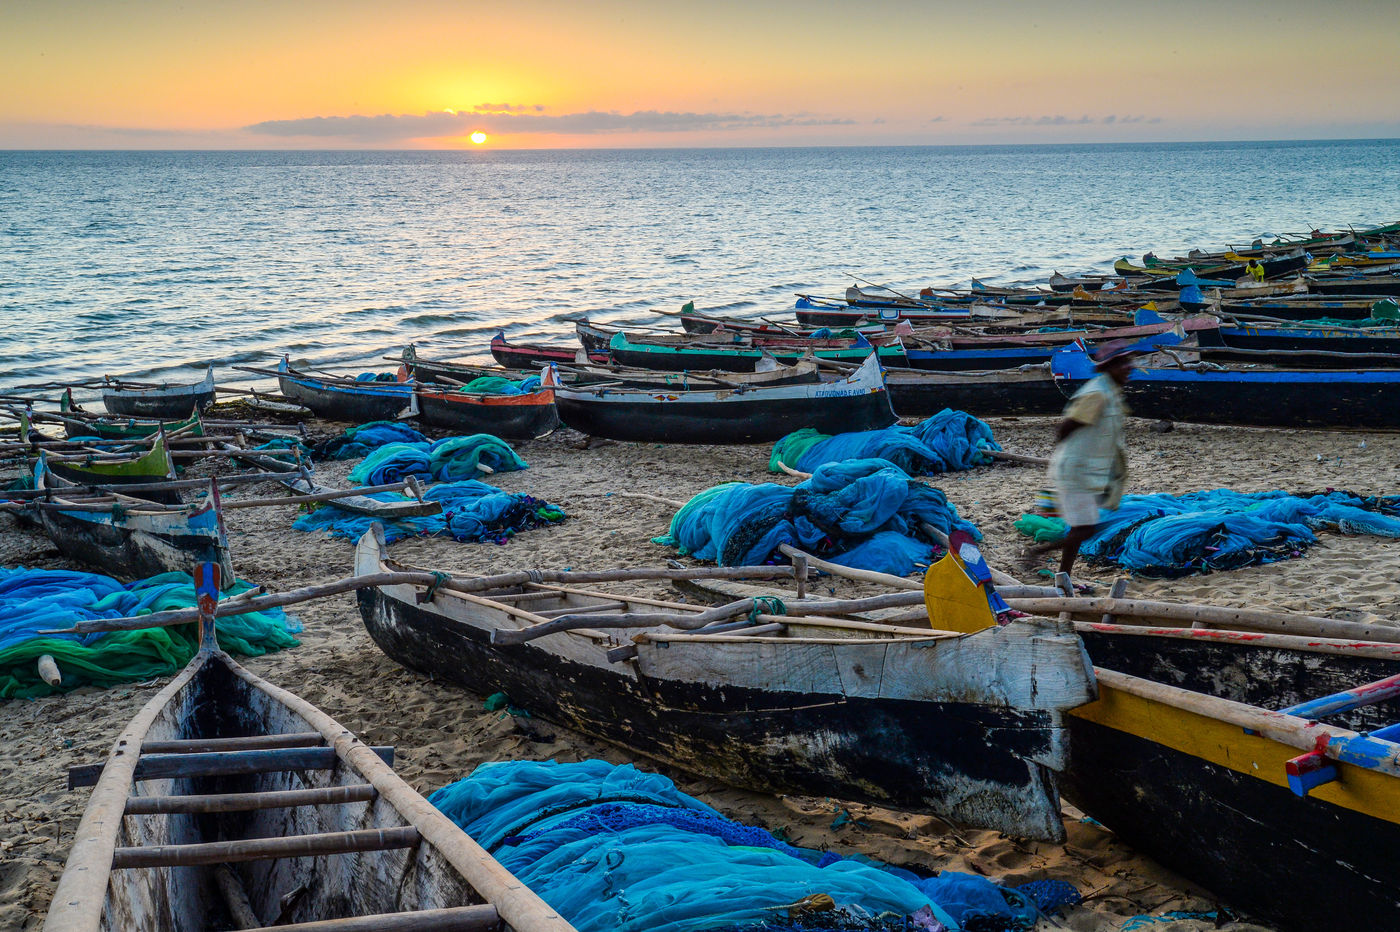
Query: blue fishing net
0 567 300 699
1016 489 1400 577
771 410 1001 476
314 420 428 460
459 375 542 394
428 760 1062 932
347 434 527 485
655 459 978 576
292 480 565 544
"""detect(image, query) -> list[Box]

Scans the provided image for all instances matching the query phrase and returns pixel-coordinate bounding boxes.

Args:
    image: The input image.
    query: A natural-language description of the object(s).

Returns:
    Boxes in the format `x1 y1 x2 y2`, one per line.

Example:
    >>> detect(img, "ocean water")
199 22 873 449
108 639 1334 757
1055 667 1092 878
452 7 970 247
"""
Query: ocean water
3 140 1398 388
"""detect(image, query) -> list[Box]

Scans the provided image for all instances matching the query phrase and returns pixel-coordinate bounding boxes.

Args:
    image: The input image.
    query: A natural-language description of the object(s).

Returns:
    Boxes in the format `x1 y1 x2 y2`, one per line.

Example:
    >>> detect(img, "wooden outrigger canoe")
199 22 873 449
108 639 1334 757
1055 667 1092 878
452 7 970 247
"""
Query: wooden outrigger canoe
102 367 216 419
414 384 560 440
543 351 898 443
30 459 234 581
273 357 417 423
46 586 576 932
43 432 181 505
352 525 1097 842
1052 345 1400 429
603 328 910 372
774 554 1400 932
60 389 206 441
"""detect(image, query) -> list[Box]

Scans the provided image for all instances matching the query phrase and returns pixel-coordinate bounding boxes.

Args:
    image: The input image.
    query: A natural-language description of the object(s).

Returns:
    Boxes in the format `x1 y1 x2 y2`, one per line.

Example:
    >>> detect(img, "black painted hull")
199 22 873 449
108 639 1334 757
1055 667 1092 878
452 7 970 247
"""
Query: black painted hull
415 393 560 439
1064 631 1400 931
554 390 896 443
1309 277 1400 297
886 372 1069 418
38 506 233 581
277 375 413 423
1199 327 1400 367
1057 374 1400 429
101 389 216 420
607 344 909 372
358 588 1064 828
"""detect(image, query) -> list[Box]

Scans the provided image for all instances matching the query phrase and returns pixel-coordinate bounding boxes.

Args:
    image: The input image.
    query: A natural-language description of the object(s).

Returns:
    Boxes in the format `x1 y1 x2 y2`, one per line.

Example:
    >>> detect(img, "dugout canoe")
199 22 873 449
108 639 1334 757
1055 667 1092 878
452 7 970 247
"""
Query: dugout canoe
768 553 1400 932
31 458 233 581
543 351 898 443
490 332 606 370
1052 346 1400 429
560 357 822 389
43 432 182 505
1197 322 1400 366
604 328 909 372
59 389 205 441
398 344 538 384
413 383 560 440
274 357 417 423
101 367 216 419
1061 624 1400 932
882 365 1070 418
46 626 575 932
352 525 1097 841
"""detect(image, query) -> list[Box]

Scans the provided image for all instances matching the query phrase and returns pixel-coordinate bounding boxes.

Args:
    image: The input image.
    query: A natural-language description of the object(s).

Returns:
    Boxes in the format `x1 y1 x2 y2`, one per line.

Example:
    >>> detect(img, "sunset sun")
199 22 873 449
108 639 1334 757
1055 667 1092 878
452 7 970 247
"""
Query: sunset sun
470 131 487 145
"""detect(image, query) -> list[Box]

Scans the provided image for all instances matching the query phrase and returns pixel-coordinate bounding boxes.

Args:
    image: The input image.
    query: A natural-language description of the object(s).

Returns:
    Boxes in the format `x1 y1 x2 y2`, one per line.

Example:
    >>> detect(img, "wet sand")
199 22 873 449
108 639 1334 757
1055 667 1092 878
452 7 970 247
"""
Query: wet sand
6 414 1399 931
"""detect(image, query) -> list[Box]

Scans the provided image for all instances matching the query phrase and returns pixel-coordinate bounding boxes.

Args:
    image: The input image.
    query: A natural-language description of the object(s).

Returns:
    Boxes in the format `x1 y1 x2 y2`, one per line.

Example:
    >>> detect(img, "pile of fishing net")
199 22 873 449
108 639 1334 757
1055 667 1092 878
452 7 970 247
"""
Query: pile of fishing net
348 434 527 485
771 411 1001 476
0 568 300 699
292 479 565 544
1016 489 1400 577
456 375 542 394
656 458 978 576
429 759 1078 932
314 420 427 460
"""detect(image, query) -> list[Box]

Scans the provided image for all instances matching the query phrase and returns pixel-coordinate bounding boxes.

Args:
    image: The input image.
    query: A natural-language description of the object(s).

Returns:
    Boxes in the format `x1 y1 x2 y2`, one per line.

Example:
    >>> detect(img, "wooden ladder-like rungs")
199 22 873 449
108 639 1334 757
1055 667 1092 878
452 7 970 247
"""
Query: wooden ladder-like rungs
70 746 394 789
126 783 378 815
533 601 627 619
261 904 501 931
141 732 324 754
112 826 421 868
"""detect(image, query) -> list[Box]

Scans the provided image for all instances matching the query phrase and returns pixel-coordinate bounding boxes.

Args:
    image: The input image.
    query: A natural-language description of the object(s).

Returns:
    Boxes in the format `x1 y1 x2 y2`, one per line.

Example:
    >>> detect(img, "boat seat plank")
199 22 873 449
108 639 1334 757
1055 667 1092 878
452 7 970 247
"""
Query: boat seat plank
260 904 501 931
140 732 324 754
69 746 394 789
112 826 421 868
125 783 378 815
533 601 627 619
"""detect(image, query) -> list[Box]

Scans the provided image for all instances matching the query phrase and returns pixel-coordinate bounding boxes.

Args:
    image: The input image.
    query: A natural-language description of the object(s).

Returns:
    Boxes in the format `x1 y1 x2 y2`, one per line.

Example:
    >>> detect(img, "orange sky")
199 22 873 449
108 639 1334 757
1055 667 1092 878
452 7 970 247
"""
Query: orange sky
3 0 1397 148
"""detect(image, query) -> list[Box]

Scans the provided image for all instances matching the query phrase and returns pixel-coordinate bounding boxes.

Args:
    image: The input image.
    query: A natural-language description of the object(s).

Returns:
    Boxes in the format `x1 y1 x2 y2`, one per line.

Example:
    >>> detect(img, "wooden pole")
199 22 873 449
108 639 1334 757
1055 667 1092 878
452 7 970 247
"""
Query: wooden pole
125 783 377 816
249 905 501 932
111 826 421 868
214 865 260 930
1006 596 1400 644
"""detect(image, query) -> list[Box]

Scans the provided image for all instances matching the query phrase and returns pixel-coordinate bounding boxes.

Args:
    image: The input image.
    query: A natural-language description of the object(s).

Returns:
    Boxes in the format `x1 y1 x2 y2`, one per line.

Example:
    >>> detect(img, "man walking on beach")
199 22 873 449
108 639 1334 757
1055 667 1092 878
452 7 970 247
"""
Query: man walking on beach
1025 340 1137 576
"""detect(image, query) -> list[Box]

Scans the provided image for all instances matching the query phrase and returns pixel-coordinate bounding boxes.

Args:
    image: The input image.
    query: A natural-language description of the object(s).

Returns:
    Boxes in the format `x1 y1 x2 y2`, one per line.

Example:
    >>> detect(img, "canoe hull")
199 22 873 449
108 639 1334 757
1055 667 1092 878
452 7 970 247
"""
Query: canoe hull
37 503 233 582
554 390 896 443
102 369 216 420
885 370 1069 418
276 361 414 423
415 389 560 439
358 585 1075 841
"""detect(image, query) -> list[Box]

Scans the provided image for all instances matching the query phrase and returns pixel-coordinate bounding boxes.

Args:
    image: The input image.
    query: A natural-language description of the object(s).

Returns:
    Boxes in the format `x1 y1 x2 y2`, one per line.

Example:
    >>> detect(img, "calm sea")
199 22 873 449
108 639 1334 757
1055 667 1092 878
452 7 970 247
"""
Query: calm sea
3 140 1398 388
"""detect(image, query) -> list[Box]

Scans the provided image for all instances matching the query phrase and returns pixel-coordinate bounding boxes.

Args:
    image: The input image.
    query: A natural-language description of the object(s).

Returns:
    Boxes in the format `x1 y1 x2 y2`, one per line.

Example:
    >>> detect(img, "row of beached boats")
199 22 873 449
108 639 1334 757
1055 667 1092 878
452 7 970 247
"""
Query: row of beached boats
8 220 1400 930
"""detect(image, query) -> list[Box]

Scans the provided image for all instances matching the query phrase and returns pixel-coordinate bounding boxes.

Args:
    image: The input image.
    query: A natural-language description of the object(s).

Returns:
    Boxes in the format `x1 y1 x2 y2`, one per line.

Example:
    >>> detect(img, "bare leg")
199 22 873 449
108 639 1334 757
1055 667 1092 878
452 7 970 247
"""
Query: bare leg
1058 524 1097 576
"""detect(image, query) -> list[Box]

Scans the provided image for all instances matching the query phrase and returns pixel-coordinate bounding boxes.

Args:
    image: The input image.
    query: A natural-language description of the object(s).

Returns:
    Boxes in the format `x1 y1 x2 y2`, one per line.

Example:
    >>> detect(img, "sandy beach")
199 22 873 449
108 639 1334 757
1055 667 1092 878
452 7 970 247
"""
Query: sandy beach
6 412 1399 932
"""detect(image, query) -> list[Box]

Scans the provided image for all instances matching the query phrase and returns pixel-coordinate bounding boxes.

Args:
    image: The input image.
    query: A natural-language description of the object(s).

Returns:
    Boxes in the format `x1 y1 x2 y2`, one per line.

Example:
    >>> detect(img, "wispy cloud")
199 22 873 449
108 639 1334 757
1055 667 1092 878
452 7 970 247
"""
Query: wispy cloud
971 114 1162 127
245 109 856 142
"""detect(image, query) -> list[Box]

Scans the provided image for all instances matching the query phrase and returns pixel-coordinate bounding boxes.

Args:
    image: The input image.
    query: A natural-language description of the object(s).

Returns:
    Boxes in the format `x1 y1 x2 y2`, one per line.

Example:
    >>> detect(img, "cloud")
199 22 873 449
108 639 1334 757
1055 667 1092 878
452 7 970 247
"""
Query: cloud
473 103 538 113
927 116 947 123
245 109 855 142
970 113 1162 127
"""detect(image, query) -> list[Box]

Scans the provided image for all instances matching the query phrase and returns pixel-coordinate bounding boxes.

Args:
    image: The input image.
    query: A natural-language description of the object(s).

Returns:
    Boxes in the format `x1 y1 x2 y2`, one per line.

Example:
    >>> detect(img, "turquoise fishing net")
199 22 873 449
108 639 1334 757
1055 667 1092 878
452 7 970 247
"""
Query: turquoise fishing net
292 479 565 544
771 410 1001 476
428 760 1071 932
1016 489 1400 577
458 375 541 394
347 434 527 485
0 567 301 700
656 458 977 576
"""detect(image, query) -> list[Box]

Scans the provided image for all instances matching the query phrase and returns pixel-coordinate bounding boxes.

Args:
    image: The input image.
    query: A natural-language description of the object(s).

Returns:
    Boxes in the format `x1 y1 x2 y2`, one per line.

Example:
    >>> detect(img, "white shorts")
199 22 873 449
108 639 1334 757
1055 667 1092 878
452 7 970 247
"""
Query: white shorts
1055 488 1105 528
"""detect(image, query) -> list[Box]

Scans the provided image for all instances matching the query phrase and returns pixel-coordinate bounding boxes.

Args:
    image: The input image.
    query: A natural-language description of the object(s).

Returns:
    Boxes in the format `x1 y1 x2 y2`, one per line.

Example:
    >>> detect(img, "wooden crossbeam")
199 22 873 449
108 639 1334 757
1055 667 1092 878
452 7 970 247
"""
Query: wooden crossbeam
533 601 627 619
70 746 393 789
140 732 324 754
262 904 501 931
112 826 421 868
125 784 378 815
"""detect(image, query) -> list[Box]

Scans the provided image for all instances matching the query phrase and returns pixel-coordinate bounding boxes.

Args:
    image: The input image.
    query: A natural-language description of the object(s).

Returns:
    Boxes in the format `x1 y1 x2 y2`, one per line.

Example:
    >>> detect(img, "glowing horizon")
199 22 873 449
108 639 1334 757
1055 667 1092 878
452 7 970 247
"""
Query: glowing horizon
3 0 1397 150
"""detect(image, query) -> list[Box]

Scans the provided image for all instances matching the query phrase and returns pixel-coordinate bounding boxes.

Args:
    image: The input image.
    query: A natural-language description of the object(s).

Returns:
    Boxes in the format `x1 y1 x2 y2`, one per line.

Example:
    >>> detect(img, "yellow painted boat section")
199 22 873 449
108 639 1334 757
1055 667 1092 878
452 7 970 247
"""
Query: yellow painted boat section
1071 681 1400 826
